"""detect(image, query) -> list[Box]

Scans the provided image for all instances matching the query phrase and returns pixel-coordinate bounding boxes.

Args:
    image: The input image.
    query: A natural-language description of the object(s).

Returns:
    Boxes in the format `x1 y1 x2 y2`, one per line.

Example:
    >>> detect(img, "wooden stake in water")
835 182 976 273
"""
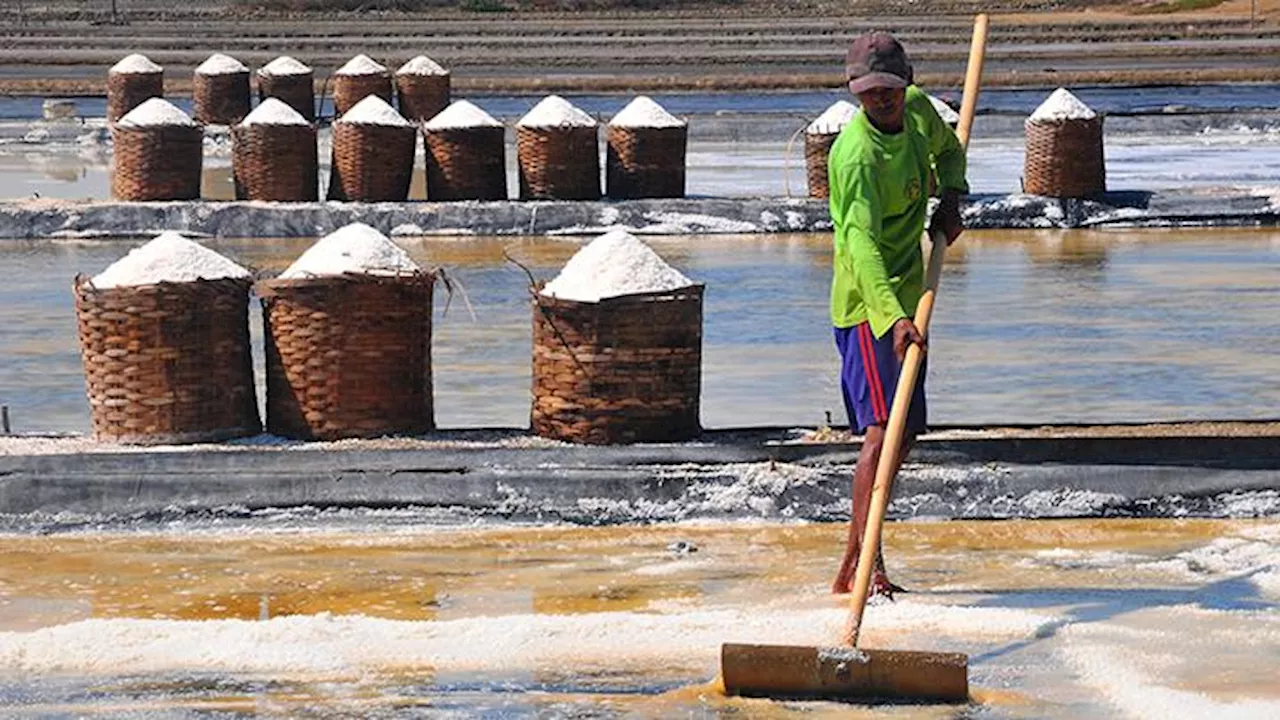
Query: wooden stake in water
1 405 10 435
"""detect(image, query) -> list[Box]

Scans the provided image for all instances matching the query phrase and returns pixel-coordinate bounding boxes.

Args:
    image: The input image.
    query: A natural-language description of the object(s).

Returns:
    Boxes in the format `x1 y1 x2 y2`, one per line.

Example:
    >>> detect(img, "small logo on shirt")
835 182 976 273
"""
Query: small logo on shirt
905 176 921 202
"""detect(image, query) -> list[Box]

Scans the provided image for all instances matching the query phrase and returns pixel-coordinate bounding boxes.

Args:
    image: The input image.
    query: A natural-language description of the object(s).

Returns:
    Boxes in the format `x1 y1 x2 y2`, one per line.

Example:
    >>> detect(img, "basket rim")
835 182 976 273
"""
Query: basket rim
256 268 437 290
75 273 253 294
534 282 705 307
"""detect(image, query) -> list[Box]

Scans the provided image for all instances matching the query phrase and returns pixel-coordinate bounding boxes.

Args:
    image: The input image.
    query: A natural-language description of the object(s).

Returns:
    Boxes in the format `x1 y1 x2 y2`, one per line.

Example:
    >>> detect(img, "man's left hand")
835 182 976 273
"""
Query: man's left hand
930 190 965 246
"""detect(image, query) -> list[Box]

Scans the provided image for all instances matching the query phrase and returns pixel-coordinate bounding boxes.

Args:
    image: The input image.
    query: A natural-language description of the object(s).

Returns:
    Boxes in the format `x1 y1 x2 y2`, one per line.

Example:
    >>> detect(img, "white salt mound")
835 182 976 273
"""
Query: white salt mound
338 95 412 127
116 98 196 128
397 55 448 76
196 53 248 76
260 56 311 77
110 54 161 75
425 100 502 130
928 94 960 125
280 223 421 279
91 232 250 289
336 54 387 76
609 96 684 129
238 98 309 127
806 101 856 135
1029 87 1097 122
540 230 695 302
517 95 596 128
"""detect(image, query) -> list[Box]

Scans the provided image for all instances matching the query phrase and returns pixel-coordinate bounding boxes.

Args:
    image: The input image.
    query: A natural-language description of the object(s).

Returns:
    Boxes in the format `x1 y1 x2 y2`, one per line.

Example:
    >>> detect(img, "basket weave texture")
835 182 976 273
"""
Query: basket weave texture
107 71 163 123
327 122 416 201
516 126 600 200
531 285 703 445
804 132 839 200
232 124 318 201
258 71 315 122
74 276 261 445
605 125 686 199
334 73 393 117
1023 117 1106 198
396 73 451 123
194 71 251 125
424 126 507 201
111 124 203 201
258 273 435 440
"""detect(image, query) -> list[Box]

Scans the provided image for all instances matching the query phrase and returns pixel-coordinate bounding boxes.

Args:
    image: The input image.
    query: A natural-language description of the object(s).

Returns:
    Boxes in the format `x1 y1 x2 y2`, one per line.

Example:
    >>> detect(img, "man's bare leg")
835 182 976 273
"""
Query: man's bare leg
831 425 912 595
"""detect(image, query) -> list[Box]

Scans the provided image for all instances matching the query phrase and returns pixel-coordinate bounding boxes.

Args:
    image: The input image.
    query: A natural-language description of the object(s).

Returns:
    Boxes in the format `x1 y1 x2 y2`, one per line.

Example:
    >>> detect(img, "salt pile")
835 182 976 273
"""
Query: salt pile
279 223 420 279
397 55 447 76
336 54 387 76
928 94 960 125
517 95 596 128
609 96 684 129
806 101 856 135
260 56 311 76
1029 88 1097 122
110 54 161 75
116 98 196 128
238 98 309 127
540 229 694 302
195 53 248 76
424 100 502 131
91 232 250 289
338 95 413 127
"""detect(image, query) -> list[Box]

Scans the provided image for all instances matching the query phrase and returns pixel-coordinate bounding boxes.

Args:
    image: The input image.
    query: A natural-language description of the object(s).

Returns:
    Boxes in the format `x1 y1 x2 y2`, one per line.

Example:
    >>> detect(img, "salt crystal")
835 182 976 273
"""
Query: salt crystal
928 94 960 125
91 232 250 288
116 98 196 128
806 101 856 135
517 95 596 128
110 54 161 75
1028 87 1097 122
396 55 448 76
195 53 248 76
540 229 694 302
238 98 310 127
424 100 502 130
260 56 311 77
609 96 684 129
279 223 421 279
338 95 412 127
336 54 387 76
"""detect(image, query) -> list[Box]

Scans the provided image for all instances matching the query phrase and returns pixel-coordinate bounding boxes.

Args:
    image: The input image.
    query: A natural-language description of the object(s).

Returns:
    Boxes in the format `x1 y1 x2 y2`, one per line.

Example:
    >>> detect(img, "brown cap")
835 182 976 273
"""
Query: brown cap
845 32 913 94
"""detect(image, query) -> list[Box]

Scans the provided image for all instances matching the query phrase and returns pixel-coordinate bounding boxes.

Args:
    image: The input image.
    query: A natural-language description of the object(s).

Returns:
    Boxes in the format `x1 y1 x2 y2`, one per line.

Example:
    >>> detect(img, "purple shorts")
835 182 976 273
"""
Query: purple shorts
834 322 927 436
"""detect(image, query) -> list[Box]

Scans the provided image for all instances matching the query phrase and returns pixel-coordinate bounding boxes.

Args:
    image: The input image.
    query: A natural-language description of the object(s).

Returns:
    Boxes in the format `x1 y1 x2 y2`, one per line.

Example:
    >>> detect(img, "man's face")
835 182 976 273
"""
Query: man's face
855 86 906 133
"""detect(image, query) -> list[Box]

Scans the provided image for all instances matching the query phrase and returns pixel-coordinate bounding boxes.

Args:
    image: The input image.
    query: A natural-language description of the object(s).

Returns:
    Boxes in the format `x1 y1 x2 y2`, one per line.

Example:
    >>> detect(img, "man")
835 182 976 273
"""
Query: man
827 31 967 598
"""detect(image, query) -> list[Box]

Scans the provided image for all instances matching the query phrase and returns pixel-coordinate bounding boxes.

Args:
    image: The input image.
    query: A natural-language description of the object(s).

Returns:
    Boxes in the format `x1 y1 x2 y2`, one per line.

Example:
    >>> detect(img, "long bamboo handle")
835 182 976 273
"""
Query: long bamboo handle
844 13 988 647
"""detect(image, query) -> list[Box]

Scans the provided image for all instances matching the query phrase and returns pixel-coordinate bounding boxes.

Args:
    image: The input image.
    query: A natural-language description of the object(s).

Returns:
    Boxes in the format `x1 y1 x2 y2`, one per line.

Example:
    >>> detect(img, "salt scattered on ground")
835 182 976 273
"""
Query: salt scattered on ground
90 232 250 288
109 54 161 74
928 94 960 125
806 101 856 135
115 98 196 128
335 54 386 76
517 95 596 128
609 96 684 129
539 229 694 302
338 95 412 127
279 222 420 278
1029 87 1098 122
396 55 447 76
238 98 309 127
424 100 502 130
259 56 311 76
195 53 248 76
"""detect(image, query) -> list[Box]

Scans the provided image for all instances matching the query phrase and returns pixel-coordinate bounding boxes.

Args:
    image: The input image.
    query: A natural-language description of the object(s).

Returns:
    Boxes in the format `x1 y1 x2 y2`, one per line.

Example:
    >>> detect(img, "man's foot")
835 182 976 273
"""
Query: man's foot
868 573 907 600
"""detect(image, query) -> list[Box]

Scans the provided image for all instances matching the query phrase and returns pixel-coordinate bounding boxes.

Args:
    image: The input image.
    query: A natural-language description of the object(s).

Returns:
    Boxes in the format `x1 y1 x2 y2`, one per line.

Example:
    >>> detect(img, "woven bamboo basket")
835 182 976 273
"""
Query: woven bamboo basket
258 71 316 122
1023 116 1106 198
516 126 600 200
74 275 260 445
231 123 318 201
111 124 203 201
106 71 163 123
530 285 704 445
804 131 839 200
326 122 416 201
396 73 451 123
605 125 687 199
194 70 251 125
424 126 507 201
334 73 393 117
258 273 436 440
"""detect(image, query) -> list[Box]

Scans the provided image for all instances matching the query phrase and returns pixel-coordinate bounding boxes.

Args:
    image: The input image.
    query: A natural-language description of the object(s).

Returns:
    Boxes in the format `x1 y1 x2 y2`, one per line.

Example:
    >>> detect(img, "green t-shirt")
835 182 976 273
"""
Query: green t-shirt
827 85 968 337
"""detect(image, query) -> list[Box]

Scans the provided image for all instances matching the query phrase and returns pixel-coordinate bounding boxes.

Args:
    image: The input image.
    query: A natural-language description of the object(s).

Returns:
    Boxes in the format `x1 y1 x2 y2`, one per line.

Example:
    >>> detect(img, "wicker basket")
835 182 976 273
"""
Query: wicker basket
258 273 435 440
111 124 203 201
334 73 393 118
1023 116 1106 198
424 126 507 201
74 276 260 445
258 71 315 123
326 122 416 201
194 70 251 125
396 73 451 123
804 131 839 200
106 71 163 123
232 123 318 201
531 285 704 445
516 126 600 201
605 125 686 199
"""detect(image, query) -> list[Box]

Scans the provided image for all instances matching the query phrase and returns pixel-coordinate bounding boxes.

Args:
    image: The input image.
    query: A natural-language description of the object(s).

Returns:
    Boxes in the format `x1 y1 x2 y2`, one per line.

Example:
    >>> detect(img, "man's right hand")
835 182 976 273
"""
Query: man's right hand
891 318 925 362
